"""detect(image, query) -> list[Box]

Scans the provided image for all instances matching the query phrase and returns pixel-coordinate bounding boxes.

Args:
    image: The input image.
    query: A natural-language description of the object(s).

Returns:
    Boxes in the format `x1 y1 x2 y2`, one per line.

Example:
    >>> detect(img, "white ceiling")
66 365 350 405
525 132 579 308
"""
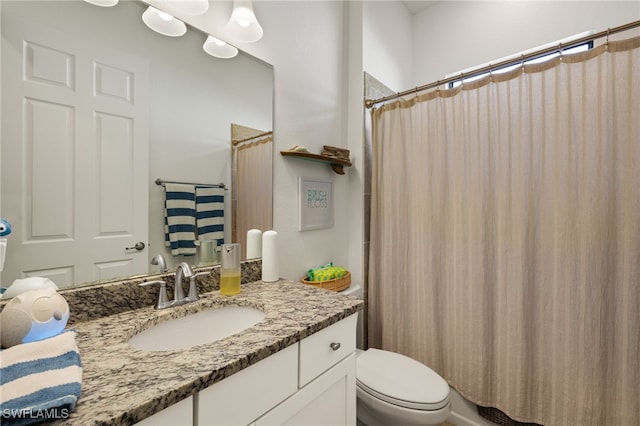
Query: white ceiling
402 1 439 15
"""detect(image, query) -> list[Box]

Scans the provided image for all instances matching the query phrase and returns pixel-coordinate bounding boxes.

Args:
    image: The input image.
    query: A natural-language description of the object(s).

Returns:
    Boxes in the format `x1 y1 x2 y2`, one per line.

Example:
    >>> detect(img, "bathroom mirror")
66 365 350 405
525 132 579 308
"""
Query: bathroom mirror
0 0 273 292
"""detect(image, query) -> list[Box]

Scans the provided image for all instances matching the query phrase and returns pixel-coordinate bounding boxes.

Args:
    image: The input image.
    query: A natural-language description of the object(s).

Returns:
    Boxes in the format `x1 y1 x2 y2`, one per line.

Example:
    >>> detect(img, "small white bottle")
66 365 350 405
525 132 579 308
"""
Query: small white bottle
261 230 279 282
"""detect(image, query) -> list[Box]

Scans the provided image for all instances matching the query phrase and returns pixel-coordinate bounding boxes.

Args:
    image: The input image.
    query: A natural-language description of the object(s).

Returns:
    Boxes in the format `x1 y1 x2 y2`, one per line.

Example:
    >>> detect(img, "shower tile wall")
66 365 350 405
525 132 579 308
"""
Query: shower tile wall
363 72 395 349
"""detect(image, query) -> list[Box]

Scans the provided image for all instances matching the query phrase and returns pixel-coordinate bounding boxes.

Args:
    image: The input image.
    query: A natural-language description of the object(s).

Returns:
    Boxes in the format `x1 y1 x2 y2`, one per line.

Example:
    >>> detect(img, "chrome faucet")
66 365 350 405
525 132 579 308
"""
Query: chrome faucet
173 262 194 302
140 262 206 310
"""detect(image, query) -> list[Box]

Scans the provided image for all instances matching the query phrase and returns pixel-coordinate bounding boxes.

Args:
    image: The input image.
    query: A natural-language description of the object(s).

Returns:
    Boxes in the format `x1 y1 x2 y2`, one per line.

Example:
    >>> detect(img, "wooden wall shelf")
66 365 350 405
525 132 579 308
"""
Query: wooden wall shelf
280 150 352 175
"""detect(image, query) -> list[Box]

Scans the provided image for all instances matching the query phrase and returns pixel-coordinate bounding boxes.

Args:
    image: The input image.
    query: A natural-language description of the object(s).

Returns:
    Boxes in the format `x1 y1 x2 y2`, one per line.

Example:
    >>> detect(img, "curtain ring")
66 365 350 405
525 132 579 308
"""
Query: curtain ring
606 28 610 50
558 42 564 61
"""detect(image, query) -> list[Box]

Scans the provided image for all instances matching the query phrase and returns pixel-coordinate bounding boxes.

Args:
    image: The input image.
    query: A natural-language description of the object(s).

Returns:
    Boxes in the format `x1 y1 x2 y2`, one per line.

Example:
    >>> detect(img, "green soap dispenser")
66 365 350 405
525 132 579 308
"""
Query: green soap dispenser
220 243 241 296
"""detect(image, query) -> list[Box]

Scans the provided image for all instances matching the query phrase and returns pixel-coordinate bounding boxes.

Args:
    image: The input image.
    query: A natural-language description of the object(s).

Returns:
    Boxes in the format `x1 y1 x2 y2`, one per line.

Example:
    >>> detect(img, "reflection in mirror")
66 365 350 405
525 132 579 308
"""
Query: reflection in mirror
0 0 273 292
231 125 273 259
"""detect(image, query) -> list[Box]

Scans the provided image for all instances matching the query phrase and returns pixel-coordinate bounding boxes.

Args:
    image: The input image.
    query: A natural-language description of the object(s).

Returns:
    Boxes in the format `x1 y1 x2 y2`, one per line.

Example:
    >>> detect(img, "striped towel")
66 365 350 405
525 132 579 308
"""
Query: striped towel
195 186 225 246
164 183 197 256
0 331 82 425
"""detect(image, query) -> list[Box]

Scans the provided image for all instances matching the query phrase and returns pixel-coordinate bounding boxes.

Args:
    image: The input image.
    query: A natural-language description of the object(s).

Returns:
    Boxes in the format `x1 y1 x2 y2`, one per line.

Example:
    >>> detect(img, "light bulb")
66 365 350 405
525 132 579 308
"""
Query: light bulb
203 35 239 59
226 0 263 43
142 6 187 37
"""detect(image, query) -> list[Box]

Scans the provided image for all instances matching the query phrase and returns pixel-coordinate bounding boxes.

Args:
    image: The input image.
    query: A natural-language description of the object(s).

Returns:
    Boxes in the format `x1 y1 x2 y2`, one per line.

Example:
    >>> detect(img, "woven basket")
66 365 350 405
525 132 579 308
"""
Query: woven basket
302 271 351 292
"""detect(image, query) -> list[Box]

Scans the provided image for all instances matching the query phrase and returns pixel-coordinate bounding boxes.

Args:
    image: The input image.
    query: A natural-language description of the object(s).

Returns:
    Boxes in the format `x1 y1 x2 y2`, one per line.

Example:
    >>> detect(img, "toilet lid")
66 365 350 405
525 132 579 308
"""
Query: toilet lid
356 349 449 411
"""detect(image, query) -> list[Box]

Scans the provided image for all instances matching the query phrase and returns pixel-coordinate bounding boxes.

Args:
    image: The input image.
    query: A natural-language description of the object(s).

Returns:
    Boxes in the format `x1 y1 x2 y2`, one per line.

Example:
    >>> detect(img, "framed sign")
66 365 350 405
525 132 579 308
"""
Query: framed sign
299 176 333 231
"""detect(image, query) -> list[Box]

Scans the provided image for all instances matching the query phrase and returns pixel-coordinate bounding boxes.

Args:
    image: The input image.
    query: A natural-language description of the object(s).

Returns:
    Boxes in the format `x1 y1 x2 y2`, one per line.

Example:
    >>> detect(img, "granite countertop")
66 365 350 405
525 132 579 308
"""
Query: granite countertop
54 279 363 425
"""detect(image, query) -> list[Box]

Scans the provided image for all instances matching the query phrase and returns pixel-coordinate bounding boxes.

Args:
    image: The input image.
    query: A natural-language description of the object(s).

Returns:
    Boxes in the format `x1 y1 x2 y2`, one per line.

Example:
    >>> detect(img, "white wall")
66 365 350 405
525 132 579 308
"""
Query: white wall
412 0 640 86
363 1 414 92
255 1 353 281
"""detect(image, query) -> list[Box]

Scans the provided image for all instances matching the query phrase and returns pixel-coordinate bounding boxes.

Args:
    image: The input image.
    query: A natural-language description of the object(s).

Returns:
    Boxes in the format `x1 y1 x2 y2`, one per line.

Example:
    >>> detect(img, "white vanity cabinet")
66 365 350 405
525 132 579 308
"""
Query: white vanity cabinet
136 313 358 426
200 313 357 426
134 396 193 426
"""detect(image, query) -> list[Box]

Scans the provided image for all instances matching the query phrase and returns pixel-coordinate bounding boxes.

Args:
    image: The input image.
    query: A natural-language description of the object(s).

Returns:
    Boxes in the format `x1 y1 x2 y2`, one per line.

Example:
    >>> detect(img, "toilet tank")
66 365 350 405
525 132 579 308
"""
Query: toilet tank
340 283 364 349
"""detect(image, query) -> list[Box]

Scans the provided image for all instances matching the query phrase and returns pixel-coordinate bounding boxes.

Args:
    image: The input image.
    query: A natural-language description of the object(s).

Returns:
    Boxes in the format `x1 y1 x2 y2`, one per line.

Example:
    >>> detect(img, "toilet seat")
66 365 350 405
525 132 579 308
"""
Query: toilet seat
356 349 449 411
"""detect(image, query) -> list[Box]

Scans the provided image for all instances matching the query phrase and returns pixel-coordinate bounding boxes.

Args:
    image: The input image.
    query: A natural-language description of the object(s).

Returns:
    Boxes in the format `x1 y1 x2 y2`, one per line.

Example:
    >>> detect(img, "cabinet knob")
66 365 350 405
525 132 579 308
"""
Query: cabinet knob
330 342 341 351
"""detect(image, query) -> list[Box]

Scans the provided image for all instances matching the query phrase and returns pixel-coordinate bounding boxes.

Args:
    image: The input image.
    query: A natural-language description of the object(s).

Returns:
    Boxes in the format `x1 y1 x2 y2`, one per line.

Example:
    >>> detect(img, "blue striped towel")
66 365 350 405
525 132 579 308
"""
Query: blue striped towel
196 186 225 246
164 183 197 256
0 331 82 425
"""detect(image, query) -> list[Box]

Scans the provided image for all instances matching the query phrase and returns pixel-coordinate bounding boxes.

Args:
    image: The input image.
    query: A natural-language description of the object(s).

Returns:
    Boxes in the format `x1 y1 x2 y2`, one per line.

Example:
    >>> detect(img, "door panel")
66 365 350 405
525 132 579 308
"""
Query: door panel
1 11 149 288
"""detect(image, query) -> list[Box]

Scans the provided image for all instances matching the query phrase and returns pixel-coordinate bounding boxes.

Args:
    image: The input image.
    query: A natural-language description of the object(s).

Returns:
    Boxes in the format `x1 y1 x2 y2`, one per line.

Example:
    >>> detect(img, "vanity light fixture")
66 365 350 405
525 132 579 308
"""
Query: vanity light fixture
142 6 187 37
84 0 119 7
163 0 210 16
203 35 239 59
226 0 263 43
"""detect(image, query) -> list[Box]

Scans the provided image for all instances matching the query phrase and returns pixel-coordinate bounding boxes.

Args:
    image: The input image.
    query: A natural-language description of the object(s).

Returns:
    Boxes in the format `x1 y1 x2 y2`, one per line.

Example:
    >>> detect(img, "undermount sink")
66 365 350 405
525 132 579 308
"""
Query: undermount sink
128 306 266 352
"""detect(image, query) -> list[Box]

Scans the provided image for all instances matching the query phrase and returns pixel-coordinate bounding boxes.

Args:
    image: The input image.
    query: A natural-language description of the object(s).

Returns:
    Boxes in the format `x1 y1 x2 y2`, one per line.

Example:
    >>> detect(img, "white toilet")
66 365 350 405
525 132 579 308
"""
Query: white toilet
341 284 451 426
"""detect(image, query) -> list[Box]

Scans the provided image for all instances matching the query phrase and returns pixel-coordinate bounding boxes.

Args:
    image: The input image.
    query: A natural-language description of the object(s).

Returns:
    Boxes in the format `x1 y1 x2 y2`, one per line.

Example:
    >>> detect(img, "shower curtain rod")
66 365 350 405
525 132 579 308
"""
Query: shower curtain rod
155 178 226 189
232 130 273 146
365 19 640 109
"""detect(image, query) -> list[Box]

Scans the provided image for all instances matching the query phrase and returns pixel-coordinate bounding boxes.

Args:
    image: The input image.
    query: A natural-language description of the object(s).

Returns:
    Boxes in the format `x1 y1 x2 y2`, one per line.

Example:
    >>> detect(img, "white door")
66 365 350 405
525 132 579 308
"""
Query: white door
1 9 149 288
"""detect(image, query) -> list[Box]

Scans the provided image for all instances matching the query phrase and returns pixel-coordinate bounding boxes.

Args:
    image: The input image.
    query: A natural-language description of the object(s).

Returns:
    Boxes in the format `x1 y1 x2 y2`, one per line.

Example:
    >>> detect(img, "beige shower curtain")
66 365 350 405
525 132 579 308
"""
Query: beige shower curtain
369 38 640 425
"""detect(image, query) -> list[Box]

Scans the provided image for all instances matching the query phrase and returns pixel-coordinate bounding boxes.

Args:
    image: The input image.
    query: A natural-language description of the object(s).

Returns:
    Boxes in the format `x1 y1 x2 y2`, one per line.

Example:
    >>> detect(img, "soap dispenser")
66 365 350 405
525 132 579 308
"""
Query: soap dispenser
220 243 241 295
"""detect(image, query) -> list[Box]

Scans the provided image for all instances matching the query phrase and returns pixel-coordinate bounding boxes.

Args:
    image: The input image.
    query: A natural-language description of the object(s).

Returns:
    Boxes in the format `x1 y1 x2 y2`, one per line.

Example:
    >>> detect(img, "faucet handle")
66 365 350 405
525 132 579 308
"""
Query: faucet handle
186 271 209 302
140 280 169 309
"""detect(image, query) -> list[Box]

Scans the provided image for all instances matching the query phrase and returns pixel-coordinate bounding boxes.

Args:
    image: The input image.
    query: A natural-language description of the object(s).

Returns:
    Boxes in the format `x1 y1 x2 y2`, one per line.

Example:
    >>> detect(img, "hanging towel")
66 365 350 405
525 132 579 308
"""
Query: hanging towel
0 331 82 426
164 183 197 256
195 186 225 246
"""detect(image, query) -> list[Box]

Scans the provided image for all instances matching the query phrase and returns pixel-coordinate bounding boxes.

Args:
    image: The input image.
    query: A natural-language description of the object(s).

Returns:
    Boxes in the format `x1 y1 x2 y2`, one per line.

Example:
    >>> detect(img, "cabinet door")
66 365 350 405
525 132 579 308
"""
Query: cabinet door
256 354 356 426
197 344 298 426
134 396 193 426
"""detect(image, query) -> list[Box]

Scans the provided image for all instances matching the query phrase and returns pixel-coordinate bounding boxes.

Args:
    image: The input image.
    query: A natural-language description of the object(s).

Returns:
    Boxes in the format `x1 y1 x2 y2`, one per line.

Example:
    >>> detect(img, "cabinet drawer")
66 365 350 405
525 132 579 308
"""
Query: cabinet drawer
298 314 357 387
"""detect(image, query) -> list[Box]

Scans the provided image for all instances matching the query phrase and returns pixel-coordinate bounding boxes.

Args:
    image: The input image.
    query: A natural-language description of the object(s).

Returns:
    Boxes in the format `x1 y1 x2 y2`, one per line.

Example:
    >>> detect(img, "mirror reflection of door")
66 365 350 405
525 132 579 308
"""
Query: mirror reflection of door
1 0 274 291
231 124 273 259
1 9 149 287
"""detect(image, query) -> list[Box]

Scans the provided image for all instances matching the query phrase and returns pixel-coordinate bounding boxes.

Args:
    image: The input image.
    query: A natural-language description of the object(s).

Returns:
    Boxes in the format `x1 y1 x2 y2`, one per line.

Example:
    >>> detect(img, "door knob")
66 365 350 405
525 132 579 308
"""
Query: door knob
126 241 146 251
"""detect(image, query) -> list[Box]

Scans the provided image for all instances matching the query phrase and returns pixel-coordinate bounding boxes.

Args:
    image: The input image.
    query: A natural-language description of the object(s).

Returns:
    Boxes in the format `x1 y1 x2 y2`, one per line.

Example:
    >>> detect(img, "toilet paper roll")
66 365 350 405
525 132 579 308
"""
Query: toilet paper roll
246 229 263 259
261 230 279 282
